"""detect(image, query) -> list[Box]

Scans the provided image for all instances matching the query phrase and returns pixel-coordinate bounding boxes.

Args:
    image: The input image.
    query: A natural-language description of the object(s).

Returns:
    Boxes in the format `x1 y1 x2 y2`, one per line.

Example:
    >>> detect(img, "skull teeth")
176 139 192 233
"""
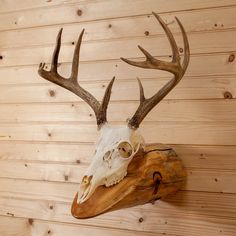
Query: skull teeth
105 171 127 187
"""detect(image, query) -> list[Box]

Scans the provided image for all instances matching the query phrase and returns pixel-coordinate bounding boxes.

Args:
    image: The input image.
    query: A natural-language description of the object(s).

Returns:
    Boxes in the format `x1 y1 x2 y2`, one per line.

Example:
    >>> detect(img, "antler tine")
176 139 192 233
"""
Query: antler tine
175 17 190 71
51 28 63 73
152 12 180 63
121 13 190 129
38 28 115 129
137 78 145 103
70 29 85 83
99 76 116 125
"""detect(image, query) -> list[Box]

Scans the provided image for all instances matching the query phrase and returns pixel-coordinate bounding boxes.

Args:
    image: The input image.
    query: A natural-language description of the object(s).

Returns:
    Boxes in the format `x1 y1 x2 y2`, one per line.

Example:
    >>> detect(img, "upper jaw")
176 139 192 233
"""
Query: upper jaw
77 175 94 204
105 171 127 187
77 170 128 203
77 181 91 203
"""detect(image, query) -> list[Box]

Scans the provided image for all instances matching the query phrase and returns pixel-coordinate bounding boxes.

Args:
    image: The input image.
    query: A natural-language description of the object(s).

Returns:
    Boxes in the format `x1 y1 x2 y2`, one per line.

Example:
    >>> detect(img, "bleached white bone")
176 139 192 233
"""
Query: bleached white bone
77 123 144 203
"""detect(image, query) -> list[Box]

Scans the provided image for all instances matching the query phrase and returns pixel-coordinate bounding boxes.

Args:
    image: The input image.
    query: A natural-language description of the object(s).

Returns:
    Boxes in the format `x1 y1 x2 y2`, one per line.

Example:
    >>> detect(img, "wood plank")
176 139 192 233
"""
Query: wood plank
0 178 77 202
0 100 235 123
0 216 31 236
0 141 91 163
1 30 236 67
1 177 236 216
0 76 235 103
174 145 236 170
1 0 236 31
185 169 236 193
0 0 80 14
0 160 235 193
0 142 235 170
0 160 83 183
0 53 235 85
0 215 156 236
0 122 235 145
0 196 235 235
1 6 236 49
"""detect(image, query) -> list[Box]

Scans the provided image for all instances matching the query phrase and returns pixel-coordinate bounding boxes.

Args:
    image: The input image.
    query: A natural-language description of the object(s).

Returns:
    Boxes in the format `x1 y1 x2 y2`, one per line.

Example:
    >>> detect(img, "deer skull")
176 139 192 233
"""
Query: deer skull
38 12 189 216
78 124 144 203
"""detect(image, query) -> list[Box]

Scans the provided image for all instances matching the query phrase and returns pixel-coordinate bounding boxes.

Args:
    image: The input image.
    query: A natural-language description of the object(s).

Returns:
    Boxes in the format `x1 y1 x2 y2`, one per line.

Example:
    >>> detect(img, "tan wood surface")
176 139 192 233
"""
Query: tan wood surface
1 6 236 49
0 0 236 235
1 30 236 68
1 0 236 31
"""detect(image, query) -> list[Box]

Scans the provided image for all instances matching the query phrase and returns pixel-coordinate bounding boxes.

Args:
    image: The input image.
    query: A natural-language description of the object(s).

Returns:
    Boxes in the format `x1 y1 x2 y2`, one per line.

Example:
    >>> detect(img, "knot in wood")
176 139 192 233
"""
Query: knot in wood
28 218 34 225
228 54 235 63
223 91 233 99
49 90 56 97
77 9 83 16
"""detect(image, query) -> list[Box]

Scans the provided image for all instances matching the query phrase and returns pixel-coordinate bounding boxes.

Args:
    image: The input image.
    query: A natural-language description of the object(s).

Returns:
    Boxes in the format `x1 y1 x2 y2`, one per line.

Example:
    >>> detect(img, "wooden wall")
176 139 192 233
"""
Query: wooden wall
0 0 236 235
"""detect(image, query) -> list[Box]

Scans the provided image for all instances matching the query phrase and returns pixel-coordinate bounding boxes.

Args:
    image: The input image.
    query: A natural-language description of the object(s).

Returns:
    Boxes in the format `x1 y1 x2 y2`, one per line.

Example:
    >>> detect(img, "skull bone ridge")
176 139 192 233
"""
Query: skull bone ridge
78 124 144 203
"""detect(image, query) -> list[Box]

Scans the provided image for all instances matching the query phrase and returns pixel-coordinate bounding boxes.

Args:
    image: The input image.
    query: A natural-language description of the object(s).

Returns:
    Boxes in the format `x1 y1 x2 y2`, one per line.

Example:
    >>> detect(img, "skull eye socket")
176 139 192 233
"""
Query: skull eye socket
118 141 133 158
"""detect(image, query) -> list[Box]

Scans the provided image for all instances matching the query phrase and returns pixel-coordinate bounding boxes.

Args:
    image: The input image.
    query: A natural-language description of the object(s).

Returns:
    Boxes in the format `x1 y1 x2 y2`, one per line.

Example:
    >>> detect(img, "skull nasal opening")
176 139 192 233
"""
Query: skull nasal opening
82 175 93 185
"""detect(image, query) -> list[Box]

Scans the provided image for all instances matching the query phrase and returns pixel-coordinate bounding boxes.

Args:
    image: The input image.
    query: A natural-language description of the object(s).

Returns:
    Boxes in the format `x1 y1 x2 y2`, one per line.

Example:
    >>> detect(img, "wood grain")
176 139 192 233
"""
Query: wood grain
0 215 157 236
1 30 236 67
0 1 235 234
1 6 236 49
0 53 235 85
0 0 80 14
0 142 236 170
1 0 236 31
0 195 235 235
0 100 235 123
0 76 235 103
0 160 235 193
0 178 236 217
0 122 235 145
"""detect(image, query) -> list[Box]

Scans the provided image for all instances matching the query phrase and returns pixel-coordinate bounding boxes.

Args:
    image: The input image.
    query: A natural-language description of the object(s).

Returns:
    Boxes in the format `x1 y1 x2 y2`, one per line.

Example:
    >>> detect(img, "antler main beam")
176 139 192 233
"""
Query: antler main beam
121 12 190 129
38 29 115 128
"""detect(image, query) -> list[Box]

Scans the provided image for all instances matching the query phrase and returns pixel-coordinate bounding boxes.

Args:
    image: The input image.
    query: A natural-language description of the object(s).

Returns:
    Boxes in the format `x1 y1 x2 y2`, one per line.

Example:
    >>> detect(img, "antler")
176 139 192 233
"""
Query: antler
38 28 115 129
121 12 190 129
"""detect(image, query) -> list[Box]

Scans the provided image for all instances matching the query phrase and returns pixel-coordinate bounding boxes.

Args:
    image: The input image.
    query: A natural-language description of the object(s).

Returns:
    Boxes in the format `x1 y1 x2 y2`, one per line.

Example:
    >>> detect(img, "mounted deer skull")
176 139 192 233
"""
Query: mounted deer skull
38 12 190 218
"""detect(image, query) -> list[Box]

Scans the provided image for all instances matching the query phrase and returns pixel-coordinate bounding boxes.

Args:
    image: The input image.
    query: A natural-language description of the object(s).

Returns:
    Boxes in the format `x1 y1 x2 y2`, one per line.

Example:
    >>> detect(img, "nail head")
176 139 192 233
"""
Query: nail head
139 217 144 223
